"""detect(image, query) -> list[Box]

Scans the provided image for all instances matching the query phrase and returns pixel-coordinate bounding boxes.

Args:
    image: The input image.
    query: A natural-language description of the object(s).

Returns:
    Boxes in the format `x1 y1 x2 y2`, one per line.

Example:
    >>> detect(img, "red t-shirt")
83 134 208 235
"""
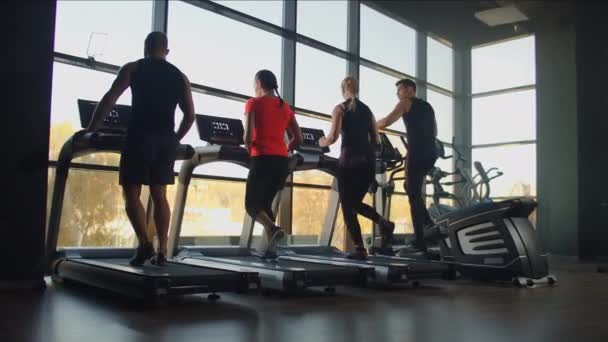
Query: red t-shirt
244 96 294 157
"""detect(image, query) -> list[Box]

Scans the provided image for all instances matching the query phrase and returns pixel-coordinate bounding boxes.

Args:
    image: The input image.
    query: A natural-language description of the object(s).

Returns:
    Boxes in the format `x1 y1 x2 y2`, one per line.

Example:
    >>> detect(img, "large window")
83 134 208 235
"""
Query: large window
51 0 458 250
472 35 536 94
359 66 405 132
472 144 537 197
50 62 132 165
297 0 348 50
471 35 537 199
168 1 282 96
360 5 416 75
295 44 347 114
472 89 536 145
54 169 135 248
54 1 152 66
292 187 331 244
293 114 340 186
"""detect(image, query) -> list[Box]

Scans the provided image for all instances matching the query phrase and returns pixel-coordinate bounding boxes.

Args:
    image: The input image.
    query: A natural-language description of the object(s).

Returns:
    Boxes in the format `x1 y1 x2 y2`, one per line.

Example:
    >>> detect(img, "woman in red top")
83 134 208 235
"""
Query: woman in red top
243 69 302 258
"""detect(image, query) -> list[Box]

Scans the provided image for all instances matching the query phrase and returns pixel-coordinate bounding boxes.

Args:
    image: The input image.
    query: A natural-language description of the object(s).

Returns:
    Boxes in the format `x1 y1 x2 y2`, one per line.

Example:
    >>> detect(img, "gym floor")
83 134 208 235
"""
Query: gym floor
3 258 608 342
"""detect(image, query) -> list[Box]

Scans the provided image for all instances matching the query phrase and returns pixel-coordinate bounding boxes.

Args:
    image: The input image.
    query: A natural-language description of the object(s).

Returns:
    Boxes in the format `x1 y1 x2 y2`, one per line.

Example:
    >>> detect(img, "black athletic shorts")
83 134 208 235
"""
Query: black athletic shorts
245 155 289 219
119 131 178 186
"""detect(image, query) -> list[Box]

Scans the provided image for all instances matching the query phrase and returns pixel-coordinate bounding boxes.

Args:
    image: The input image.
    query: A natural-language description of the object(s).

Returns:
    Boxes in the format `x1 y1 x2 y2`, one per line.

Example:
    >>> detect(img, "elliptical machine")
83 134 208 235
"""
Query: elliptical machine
370 135 556 287
471 161 504 203
426 138 478 218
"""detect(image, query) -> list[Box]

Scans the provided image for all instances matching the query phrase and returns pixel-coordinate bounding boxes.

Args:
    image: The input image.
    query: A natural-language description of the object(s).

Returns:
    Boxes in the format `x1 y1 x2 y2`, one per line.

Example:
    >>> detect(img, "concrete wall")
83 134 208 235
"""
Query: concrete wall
575 4 608 260
535 6 579 256
536 3 608 258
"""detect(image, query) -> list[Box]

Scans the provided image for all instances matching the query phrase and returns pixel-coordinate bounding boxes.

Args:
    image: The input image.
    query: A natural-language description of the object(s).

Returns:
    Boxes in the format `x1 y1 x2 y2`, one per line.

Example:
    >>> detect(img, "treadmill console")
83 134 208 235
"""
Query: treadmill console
298 127 330 154
378 133 402 163
196 114 244 146
78 99 131 133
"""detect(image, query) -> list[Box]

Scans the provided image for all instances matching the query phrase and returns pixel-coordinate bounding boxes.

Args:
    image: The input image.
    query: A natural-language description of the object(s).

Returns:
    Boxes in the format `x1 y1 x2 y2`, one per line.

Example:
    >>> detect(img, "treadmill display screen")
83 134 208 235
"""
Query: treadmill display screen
196 114 244 146
298 127 330 154
78 99 131 133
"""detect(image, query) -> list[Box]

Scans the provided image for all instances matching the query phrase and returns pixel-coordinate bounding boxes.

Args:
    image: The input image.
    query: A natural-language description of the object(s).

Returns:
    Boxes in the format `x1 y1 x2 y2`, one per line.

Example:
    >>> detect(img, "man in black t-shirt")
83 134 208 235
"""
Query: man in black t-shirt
377 79 438 255
87 32 195 266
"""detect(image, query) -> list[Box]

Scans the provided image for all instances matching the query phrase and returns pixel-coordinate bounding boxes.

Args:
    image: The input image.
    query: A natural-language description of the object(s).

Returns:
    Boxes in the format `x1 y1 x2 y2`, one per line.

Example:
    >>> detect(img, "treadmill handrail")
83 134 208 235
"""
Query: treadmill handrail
168 144 299 256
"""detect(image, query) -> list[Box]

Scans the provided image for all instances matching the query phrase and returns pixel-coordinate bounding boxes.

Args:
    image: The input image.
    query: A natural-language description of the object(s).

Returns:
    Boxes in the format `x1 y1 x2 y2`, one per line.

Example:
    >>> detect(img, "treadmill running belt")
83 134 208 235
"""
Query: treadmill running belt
73 258 236 277
199 256 360 271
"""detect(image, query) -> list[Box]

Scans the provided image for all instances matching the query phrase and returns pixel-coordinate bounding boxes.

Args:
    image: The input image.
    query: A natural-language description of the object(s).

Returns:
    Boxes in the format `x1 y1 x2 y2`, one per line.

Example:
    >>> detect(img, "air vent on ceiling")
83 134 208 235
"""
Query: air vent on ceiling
474 5 529 27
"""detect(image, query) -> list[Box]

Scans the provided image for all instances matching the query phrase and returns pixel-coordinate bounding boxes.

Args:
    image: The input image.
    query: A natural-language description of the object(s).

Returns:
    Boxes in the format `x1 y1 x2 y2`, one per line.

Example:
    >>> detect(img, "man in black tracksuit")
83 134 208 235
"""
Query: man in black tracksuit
376 79 438 256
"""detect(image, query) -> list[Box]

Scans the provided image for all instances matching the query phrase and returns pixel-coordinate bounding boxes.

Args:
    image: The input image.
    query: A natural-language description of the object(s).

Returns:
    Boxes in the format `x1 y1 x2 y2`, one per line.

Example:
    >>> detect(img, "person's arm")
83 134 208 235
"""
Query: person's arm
243 109 255 147
87 63 133 131
176 73 195 141
369 112 380 145
375 99 411 130
286 113 303 151
243 99 257 147
319 104 344 147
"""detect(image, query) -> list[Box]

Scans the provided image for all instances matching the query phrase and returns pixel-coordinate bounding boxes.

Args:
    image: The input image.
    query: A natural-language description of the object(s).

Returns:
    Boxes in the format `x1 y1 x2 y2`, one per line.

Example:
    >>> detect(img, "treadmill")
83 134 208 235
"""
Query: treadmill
276 128 449 286
169 114 374 292
45 100 258 301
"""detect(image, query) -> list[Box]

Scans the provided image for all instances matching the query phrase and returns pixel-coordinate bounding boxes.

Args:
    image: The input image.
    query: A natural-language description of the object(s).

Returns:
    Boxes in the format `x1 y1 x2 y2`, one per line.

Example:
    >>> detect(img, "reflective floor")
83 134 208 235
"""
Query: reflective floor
2 258 608 342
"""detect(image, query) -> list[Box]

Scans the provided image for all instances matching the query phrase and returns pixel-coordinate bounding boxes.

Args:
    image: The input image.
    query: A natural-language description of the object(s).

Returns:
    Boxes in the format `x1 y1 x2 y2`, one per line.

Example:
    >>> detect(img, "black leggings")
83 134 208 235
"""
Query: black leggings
405 155 437 248
337 155 382 247
245 156 289 221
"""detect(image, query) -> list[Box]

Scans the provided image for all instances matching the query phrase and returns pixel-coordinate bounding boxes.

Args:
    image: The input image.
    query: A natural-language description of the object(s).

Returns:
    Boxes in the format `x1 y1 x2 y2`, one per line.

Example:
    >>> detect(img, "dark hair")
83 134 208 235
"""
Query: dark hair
144 31 168 56
255 69 284 108
395 78 417 92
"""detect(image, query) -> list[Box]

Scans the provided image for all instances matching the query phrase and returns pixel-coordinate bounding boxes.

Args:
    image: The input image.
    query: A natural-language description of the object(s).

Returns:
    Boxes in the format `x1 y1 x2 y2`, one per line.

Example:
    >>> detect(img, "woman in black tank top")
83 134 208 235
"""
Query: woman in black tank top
319 77 395 260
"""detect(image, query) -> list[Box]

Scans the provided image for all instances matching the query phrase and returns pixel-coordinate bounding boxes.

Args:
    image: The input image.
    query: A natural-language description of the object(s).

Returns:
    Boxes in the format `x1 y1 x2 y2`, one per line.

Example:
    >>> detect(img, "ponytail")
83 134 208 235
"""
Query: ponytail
341 76 359 112
348 95 357 112
254 69 284 108
274 87 284 108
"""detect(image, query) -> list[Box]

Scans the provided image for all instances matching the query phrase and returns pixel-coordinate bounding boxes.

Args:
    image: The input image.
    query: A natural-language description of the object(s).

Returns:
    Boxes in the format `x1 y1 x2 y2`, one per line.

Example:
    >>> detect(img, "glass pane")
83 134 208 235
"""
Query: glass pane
54 1 152 66
295 44 347 114
426 90 454 143
291 187 331 244
427 36 454 91
297 0 347 50
293 114 341 186
472 89 536 145
389 195 413 234
169 1 282 96
56 169 135 247
360 5 416 75
359 66 406 132
177 179 252 246
472 144 537 197
50 63 132 165
212 0 283 27
472 36 536 93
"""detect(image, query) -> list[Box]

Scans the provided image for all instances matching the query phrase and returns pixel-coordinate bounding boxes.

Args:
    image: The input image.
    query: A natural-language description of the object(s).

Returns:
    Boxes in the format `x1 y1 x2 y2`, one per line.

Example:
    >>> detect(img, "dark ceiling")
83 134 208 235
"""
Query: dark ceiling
365 1 571 47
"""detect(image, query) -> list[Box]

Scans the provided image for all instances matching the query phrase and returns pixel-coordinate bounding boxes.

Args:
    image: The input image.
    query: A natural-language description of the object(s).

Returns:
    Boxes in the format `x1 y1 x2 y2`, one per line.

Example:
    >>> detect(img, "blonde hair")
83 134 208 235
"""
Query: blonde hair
341 76 359 111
